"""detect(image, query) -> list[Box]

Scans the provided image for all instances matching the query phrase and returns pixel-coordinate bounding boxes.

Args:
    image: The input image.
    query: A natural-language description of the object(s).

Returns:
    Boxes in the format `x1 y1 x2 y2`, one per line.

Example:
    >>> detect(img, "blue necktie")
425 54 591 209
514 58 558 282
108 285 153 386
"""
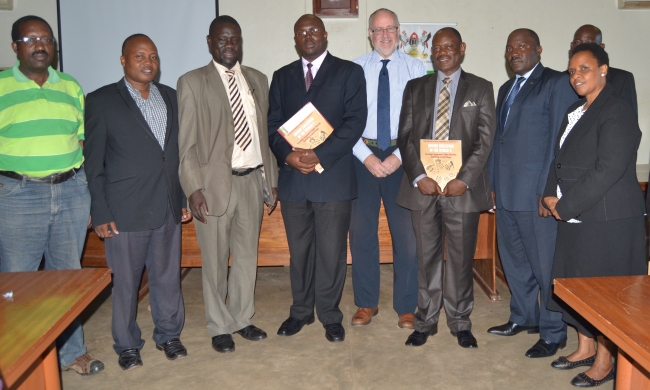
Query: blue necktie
501 76 525 129
377 59 391 151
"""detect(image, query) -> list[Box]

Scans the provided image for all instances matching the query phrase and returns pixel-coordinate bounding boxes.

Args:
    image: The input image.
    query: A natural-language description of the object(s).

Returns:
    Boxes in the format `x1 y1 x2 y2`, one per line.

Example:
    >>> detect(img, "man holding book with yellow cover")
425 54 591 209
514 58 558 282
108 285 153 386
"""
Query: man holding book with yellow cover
396 27 496 349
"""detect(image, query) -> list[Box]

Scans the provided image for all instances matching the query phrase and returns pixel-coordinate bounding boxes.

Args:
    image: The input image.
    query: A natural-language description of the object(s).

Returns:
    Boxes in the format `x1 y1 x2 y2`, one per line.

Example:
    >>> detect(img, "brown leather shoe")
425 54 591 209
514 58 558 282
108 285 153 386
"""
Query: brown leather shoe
398 313 415 329
351 307 378 326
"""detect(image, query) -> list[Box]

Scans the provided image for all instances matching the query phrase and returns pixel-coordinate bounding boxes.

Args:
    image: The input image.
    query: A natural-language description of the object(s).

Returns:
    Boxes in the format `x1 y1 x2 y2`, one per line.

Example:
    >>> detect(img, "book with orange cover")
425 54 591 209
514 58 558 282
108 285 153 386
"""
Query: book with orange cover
277 102 333 173
420 140 462 189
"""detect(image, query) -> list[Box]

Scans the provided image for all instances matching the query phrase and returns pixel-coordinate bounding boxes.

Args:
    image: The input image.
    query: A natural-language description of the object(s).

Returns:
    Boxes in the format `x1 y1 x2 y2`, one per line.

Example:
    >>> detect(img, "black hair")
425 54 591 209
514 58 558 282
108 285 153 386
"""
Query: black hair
12 15 54 42
513 28 540 46
209 15 241 36
434 27 462 44
121 33 151 55
571 42 609 67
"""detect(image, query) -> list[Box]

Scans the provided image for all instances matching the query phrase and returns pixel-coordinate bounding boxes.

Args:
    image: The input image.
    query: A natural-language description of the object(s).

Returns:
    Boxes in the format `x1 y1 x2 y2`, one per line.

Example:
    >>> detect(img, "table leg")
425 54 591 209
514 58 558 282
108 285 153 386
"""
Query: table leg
617 349 650 390
11 343 60 390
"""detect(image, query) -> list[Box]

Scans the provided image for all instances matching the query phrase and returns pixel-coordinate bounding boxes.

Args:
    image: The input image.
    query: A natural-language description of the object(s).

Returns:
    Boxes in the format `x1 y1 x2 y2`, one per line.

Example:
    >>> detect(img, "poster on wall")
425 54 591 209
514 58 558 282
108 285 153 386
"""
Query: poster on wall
400 22 457 74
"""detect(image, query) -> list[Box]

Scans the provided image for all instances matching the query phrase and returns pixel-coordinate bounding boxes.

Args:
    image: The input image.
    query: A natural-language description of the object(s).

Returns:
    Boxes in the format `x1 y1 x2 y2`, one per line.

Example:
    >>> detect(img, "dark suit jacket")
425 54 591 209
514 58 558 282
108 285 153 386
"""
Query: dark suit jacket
84 79 185 232
488 63 578 211
396 70 496 212
268 52 367 202
607 67 637 117
543 84 644 222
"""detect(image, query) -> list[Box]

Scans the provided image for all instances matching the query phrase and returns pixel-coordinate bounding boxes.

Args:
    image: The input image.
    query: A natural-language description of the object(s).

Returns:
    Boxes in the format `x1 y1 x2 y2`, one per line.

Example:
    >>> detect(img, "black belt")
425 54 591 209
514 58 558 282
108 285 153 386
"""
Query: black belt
232 165 262 176
0 168 79 184
362 138 398 148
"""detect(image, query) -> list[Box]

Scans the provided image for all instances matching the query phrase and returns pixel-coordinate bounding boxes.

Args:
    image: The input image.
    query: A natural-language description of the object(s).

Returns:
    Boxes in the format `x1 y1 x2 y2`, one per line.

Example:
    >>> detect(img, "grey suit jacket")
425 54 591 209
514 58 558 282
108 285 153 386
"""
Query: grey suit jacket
396 70 496 212
177 62 278 217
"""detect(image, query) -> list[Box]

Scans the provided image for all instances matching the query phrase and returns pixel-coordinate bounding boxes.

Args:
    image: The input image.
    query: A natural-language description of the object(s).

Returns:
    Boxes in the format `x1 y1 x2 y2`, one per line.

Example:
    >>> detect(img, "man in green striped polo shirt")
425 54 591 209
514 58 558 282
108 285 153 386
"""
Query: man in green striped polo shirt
0 15 103 376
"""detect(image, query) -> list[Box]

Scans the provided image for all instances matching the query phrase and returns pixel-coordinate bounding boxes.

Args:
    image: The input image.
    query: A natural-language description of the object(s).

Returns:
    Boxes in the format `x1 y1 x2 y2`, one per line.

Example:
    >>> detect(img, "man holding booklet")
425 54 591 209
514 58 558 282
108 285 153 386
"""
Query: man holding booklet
268 14 367 343
396 28 496 349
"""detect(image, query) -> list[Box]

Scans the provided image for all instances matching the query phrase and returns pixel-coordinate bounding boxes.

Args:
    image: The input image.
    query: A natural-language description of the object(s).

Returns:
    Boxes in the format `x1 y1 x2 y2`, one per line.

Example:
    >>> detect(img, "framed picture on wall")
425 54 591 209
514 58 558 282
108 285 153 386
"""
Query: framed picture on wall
400 22 457 73
313 0 358 18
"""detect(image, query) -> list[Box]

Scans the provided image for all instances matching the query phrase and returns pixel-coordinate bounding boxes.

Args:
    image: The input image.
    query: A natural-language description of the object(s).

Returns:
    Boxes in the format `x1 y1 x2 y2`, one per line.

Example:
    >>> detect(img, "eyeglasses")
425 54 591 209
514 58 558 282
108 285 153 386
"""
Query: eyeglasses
14 37 57 45
295 28 321 37
370 26 399 35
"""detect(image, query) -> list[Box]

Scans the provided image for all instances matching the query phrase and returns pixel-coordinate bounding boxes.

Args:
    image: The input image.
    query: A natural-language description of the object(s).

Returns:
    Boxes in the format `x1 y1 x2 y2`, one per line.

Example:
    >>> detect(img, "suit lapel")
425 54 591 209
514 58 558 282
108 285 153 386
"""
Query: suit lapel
496 78 513 133
204 62 234 139
423 74 437 139
290 60 306 94
503 63 544 134
307 53 334 94
449 71 468 139
560 87 612 152
156 82 173 149
117 78 157 141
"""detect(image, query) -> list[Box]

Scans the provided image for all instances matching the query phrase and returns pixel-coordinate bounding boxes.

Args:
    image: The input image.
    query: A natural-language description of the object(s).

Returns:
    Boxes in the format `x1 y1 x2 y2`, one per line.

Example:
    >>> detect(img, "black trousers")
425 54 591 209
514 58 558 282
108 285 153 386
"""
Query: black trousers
105 204 185 354
281 199 351 325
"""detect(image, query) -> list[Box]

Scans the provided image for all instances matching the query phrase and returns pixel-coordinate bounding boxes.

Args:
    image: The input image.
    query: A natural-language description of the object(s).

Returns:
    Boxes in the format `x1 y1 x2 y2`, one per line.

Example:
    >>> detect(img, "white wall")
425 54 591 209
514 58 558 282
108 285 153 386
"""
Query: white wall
1 0 648 163
221 0 650 165
0 0 58 68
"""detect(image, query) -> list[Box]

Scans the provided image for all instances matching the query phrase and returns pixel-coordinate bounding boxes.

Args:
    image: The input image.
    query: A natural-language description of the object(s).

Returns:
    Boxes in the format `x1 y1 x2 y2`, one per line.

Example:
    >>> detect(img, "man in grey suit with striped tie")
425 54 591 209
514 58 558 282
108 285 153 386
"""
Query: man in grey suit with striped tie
177 15 278 354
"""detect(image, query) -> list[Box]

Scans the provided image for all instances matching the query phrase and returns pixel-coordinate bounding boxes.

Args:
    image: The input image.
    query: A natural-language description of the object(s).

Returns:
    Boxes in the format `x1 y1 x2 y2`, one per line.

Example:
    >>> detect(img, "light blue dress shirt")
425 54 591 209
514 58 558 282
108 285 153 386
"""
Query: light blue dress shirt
352 50 426 162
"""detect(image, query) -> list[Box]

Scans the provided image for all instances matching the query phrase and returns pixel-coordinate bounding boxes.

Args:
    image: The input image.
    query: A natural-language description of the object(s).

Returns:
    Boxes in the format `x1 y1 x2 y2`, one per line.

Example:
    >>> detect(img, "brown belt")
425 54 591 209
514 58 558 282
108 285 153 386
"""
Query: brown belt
362 138 397 148
0 168 79 184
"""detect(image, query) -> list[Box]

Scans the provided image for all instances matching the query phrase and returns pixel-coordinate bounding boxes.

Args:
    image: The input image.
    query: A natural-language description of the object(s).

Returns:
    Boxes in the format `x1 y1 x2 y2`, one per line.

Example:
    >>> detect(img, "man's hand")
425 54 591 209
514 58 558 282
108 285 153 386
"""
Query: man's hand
285 151 316 174
538 195 553 218
364 155 390 178
417 177 442 196
542 196 562 220
189 190 209 224
443 179 467 197
87 216 93 229
181 208 192 223
95 222 119 238
267 188 278 215
381 154 402 176
295 148 320 165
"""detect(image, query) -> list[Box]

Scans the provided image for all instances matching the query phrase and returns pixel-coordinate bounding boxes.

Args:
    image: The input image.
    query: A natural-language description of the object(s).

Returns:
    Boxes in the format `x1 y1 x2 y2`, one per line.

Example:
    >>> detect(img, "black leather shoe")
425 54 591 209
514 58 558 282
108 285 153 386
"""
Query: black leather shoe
525 339 566 358
235 325 267 341
551 355 596 370
405 329 437 346
277 316 315 336
155 338 188 360
570 365 616 387
211 334 235 353
118 348 143 371
451 330 478 348
487 321 539 336
324 323 345 342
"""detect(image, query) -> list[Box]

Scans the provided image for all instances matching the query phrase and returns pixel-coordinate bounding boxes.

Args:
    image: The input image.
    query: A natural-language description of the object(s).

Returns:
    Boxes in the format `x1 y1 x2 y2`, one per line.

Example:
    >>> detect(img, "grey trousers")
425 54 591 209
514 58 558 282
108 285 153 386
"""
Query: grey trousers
194 170 263 336
105 204 185 354
411 196 479 334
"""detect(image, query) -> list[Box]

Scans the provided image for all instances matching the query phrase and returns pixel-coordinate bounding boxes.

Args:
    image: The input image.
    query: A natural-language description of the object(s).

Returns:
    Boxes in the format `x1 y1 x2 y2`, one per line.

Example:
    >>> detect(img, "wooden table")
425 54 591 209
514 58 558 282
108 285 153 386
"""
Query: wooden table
0 269 111 390
554 276 650 389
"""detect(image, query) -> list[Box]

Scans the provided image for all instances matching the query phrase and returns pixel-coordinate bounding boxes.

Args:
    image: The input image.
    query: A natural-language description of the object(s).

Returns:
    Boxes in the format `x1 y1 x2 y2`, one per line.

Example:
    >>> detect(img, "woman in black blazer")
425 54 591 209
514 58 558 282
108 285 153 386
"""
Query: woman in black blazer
543 44 647 388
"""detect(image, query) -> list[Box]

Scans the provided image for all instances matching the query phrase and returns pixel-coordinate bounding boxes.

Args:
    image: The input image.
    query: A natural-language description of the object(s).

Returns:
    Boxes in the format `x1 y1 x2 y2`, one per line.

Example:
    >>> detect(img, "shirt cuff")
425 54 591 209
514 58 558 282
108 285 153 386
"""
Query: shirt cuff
392 148 402 162
353 139 373 163
413 174 427 187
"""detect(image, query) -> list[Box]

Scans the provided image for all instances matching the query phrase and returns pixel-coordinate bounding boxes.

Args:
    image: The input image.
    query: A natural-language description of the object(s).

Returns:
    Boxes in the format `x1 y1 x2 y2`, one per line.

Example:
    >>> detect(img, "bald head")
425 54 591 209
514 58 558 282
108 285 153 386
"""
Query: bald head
294 14 325 33
571 24 604 52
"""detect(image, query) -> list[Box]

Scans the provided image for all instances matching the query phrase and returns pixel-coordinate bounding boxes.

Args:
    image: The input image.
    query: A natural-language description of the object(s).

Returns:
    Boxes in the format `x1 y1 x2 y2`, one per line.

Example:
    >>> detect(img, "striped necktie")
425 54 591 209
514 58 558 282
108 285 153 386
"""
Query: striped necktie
305 63 314 91
434 77 452 140
225 70 252 151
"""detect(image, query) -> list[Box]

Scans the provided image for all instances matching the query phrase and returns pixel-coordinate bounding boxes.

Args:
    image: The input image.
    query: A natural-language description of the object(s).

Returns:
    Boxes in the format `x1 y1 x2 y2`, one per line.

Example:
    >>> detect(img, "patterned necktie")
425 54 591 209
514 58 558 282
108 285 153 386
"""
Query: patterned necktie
377 59 391 151
225 70 252 151
305 63 314 91
501 76 525 129
434 77 452 140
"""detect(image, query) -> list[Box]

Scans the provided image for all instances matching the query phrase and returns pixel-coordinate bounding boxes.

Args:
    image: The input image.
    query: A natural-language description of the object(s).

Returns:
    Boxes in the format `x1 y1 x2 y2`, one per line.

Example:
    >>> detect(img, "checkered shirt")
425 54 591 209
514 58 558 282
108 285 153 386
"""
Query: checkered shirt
124 79 168 148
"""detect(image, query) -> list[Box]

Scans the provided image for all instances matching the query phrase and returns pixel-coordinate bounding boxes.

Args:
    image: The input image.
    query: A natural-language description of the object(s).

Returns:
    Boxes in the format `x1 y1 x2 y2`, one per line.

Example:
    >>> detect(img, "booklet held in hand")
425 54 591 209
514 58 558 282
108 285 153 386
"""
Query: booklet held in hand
277 102 333 173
